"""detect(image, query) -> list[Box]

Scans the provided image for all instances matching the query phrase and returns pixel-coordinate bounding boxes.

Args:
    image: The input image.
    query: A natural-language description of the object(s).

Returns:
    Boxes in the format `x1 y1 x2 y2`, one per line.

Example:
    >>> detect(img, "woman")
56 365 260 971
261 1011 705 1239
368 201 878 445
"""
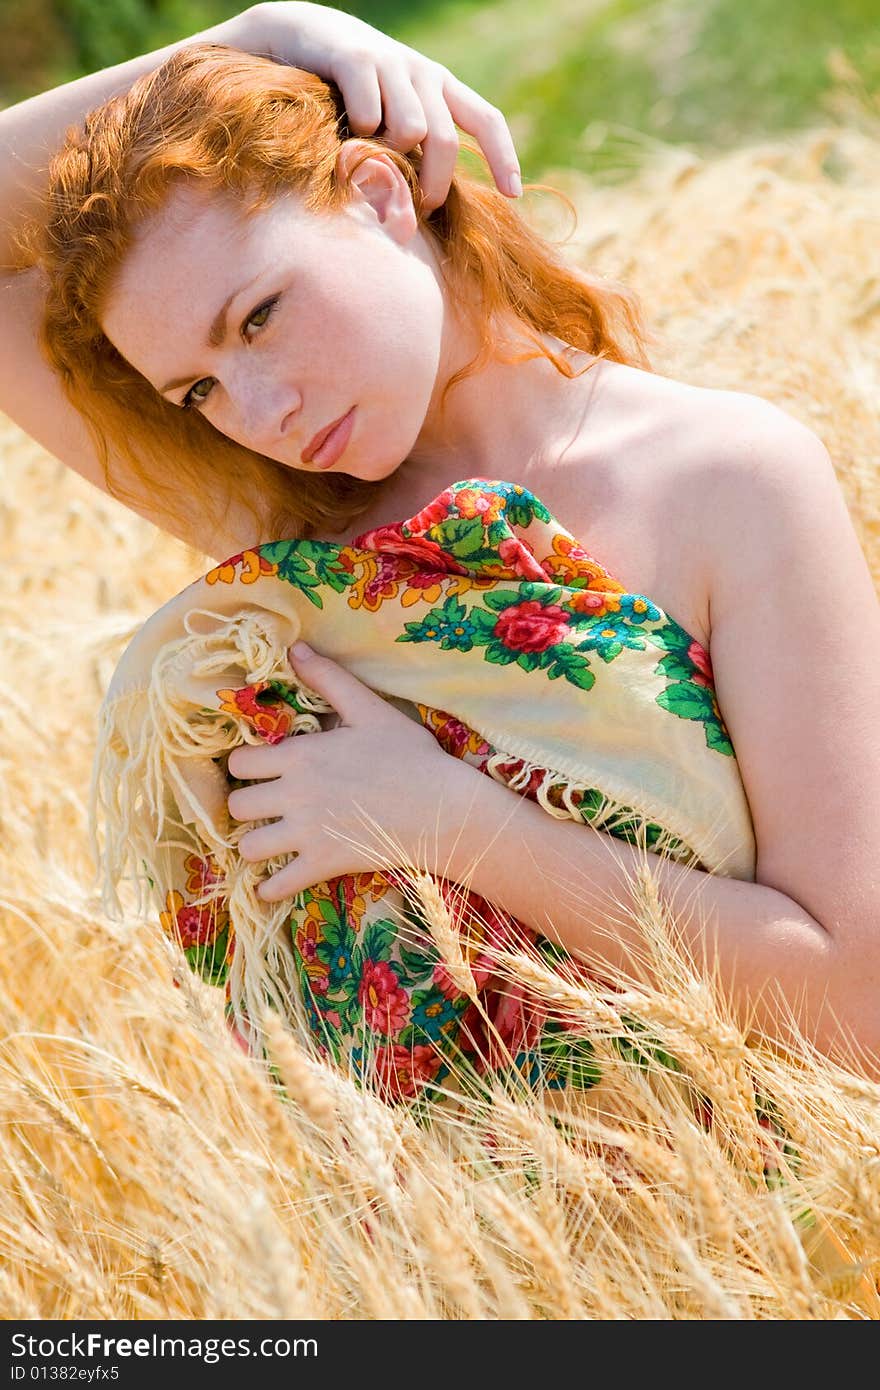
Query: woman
1 3 878 1079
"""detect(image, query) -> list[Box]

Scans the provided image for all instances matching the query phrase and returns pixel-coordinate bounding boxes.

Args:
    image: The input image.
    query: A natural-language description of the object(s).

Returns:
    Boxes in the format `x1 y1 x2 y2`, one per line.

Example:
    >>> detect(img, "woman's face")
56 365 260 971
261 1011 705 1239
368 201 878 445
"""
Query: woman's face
100 157 447 482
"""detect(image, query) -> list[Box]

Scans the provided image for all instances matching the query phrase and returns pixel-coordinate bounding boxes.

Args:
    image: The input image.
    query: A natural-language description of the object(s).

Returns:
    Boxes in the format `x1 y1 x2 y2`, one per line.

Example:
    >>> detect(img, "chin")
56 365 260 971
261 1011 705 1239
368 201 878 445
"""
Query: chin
343 451 407 486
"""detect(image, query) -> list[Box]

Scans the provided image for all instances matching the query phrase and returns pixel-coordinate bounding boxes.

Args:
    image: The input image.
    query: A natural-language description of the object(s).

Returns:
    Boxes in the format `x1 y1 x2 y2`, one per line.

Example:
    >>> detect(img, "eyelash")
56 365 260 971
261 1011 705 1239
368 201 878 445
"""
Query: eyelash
180 296 280 411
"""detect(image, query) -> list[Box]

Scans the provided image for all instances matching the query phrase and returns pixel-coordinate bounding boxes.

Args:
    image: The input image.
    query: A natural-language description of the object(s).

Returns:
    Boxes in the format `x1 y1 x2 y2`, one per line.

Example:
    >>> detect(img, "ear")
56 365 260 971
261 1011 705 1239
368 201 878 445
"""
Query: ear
336 141 419 244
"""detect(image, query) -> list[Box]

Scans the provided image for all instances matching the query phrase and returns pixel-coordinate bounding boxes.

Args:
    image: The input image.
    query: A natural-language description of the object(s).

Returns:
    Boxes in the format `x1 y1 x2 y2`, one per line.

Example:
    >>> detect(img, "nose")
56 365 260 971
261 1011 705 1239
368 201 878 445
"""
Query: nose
232 374 302 454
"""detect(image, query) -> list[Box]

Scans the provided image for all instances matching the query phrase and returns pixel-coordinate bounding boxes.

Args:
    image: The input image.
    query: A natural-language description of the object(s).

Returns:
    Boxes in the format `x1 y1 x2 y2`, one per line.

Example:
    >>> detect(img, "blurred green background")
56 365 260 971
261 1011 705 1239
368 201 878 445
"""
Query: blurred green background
1 0 878 180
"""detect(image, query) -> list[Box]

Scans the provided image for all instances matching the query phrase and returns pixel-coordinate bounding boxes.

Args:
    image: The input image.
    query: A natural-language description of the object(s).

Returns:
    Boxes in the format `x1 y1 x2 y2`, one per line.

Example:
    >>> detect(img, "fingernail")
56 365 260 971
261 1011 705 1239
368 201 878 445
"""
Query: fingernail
291 640 312 659
507 170 523 197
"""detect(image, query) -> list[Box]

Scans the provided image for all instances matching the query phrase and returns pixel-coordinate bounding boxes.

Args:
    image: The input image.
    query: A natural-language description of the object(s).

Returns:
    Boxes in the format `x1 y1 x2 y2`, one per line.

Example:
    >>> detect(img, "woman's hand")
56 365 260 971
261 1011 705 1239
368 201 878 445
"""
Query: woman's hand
226 640 476 899
244 1 522 210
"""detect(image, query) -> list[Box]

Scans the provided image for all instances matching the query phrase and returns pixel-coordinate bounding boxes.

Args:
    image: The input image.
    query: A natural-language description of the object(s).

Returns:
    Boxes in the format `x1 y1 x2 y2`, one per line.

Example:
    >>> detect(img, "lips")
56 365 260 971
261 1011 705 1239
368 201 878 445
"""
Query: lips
301 407 355 467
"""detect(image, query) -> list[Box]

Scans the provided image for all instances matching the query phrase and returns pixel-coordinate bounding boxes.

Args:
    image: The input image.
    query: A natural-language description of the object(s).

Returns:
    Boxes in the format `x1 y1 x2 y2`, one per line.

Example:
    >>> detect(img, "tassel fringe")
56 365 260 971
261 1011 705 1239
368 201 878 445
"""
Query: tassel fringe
89 608 333 1044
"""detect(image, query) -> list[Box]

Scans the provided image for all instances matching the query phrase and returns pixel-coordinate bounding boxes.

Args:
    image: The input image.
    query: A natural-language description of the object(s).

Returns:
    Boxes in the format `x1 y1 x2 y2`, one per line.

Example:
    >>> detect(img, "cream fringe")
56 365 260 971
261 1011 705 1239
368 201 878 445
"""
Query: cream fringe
483 753 704 869
89 608 333 1046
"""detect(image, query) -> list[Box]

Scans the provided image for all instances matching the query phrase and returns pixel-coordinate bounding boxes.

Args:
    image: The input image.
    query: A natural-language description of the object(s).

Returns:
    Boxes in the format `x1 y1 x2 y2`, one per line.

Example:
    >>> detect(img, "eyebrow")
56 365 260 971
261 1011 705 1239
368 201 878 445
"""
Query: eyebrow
158 272 263 396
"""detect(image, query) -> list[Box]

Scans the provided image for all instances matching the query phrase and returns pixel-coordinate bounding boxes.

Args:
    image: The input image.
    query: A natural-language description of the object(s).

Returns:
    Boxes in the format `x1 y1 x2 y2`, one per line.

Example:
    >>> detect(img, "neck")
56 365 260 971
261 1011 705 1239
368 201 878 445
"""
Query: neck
405 296 602 493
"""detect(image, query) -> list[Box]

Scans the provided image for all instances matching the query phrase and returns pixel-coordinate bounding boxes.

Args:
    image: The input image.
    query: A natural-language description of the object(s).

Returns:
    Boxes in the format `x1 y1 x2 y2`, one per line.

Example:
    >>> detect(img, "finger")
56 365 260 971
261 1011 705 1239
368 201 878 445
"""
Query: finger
442 75 522 197
227 782 283 822
288 644 388 723
331 54 384 135
375 61 429 151
257 857 315 904
411 74 461 211
227 742 292 782
238 821 296 864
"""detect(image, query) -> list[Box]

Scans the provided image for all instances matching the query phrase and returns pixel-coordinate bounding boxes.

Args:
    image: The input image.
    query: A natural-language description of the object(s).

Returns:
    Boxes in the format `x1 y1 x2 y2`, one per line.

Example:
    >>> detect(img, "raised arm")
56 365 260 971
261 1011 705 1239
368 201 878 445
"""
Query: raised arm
1 6 259 274
1 2 520 271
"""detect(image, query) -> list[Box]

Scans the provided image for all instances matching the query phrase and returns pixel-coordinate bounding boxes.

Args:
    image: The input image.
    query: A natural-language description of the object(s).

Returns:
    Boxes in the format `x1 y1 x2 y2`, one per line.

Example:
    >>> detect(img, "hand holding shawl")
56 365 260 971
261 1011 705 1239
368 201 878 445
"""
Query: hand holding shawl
227 639 476 898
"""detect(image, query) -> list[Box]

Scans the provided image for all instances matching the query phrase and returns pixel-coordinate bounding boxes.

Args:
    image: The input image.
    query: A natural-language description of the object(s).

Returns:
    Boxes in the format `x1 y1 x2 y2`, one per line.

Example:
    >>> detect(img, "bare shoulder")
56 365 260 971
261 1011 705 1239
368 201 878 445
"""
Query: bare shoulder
679 386 858 609
681 385 836 505
630 375 832 507
572 368 839 649
589 362 831 507
642 381 846 613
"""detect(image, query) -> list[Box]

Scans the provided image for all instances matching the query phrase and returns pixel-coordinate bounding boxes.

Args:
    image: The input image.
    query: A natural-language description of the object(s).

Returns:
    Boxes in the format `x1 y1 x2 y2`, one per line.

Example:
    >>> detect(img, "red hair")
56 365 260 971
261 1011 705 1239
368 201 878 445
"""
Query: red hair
21 43 651 544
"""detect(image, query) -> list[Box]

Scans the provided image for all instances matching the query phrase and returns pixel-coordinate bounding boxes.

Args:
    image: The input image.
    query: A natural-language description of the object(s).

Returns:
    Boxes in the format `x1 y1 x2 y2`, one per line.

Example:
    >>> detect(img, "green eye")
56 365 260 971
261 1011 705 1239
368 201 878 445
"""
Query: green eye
180 294 279 411
191 378 213 402
249 302 273 329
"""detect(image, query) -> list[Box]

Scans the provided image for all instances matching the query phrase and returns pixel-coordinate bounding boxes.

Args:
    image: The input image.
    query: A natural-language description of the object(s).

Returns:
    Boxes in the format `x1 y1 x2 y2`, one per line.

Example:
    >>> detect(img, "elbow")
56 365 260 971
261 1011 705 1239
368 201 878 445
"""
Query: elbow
817 937 880 1081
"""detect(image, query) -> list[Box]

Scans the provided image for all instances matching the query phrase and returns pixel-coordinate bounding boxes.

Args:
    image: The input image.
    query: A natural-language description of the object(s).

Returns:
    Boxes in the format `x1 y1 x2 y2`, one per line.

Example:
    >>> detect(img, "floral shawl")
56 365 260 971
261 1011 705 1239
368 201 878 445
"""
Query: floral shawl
92 479 755 1102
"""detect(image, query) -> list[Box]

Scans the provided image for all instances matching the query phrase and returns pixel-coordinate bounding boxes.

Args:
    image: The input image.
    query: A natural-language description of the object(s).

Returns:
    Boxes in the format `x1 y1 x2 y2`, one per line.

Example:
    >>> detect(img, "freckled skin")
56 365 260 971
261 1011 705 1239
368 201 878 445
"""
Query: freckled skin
100 157 447 483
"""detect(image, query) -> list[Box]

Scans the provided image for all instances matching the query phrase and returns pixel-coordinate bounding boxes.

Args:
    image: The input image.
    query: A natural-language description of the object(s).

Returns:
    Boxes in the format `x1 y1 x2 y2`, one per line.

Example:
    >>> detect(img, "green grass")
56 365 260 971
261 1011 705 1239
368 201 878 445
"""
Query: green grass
2 0 878 181
374 0 880 177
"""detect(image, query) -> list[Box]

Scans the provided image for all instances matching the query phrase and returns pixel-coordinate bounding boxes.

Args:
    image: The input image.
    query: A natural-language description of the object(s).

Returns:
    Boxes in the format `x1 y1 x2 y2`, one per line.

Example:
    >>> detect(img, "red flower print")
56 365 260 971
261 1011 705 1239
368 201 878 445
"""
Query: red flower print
159 889 223 948
407 569 445 590
688 640 714 687
344 553 404 612
401 490 456 533
372 1043 444 1100
176 904 220 948
431 711 490 759
490 758 549 799
356 525 467 576
432 951 493 999
359 959 410 1035
491 982 546 1053
568 589 615 617
453 487 505 525
458 987 547 1075
183 853 225 897
382 867 417 898
430 885 532 999
458 1002 490 1058
475 894 537 955
295 917 323 970
217 684 294 745
359 552 407 607
494 599 570 653
497 536 547 580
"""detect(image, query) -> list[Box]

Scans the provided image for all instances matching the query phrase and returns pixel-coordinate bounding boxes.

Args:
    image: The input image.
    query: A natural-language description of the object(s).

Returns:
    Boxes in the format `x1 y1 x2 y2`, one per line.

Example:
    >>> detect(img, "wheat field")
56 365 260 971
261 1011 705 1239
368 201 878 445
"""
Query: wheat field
2 122 879 1319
